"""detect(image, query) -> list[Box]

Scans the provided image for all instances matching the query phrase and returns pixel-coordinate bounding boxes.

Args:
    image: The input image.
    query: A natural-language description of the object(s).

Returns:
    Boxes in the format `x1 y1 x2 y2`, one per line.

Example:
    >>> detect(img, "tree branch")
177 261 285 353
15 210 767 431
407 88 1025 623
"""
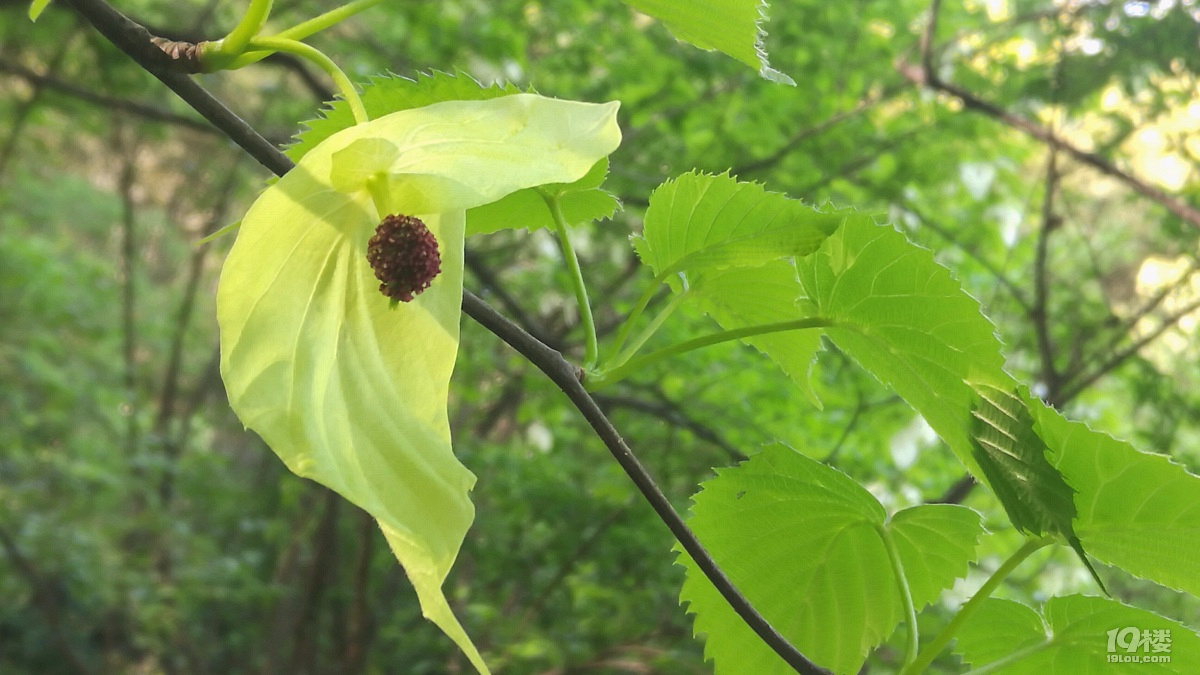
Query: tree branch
462 290 828 674
1055 295 1200 405
731 86 900 176
901 0 1200 230
66 1 829 670
1032 148 1062 398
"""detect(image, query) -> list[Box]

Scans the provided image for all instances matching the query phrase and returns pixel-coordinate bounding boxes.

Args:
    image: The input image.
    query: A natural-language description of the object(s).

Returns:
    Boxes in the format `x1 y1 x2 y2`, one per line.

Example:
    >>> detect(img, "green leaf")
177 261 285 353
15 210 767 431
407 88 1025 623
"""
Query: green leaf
888 505 990 610
629 172 846 401
219 94 621 673
690 262 824 404
622 0 794 84
969 384 1076 538
796 219 1011 477
676 444 984 674
1031 399 1200 597
955 596 1200 673
28 0 50 21
635 172 843 290
795 220 1099 579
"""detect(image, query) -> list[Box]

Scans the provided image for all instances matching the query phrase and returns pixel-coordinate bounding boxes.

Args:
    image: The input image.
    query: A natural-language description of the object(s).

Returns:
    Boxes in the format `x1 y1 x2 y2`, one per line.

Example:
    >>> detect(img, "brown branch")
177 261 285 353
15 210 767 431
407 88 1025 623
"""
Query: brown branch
340 510 377 675
155 160 243 509
1055 295 1200 405
731 86 900 176
1093 256 1199 368
465 248 558 349
1032 148 1062 398
901 200 1030 312
117 149 141 459
932 474 976 505
0 33 76 179
901 0 1200 230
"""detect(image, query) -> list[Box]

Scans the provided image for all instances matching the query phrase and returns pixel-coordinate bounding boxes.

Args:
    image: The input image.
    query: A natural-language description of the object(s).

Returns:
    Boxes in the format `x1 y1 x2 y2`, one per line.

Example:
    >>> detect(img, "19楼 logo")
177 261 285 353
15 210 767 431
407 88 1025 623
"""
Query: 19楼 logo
1107 627 1172 664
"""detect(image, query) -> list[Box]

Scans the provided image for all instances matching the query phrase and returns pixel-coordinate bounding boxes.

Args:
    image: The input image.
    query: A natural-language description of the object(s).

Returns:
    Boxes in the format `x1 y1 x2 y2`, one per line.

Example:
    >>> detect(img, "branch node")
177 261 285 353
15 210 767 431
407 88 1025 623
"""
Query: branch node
150 37 204 73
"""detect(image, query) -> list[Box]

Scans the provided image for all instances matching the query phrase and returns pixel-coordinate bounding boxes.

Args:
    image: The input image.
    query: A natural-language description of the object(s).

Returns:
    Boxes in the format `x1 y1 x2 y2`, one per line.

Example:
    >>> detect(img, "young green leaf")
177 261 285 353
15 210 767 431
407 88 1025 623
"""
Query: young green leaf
1031 397 1200 597
621 172 847 398
621 0 794 84
969 383 1101 589
464 157 621 235
676 444 984 674
955 596 1199 673
635 172 843 290
219 94 620 674
888 505 991 609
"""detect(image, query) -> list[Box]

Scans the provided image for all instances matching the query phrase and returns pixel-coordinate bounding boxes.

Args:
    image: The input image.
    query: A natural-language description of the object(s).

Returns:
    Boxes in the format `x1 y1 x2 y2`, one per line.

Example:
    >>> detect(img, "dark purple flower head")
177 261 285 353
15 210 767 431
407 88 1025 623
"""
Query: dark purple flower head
366 214 441 303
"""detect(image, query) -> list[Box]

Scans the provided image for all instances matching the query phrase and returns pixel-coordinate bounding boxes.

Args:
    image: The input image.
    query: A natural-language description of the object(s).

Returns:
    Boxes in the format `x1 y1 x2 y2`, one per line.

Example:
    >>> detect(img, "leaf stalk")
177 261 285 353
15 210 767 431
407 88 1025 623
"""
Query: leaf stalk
225 0 388 69
880 524 919 667
589 317 832 389
542 190 599 368
216 0 274 59
245 36 368 124
901 536 1053 675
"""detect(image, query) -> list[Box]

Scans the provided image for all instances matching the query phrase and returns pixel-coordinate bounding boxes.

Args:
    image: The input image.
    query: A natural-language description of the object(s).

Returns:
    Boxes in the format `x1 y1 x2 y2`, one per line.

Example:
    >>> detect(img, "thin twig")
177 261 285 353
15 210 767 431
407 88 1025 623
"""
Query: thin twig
0 34 76 179
117 147 140 459
731 86 900 176
594 392 746 462
1055 295 1200 405
902 201 1031 312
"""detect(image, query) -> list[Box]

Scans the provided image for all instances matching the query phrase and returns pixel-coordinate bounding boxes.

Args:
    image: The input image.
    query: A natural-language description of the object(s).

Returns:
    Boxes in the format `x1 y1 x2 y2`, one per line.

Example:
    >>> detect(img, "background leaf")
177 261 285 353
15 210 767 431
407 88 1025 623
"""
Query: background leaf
621 0 793 83
27 0 50 21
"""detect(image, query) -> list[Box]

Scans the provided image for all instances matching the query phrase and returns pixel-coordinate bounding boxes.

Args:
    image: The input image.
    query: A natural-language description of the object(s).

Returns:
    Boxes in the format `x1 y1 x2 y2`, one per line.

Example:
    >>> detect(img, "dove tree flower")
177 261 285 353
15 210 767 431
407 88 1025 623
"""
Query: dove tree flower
217 94 621 672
